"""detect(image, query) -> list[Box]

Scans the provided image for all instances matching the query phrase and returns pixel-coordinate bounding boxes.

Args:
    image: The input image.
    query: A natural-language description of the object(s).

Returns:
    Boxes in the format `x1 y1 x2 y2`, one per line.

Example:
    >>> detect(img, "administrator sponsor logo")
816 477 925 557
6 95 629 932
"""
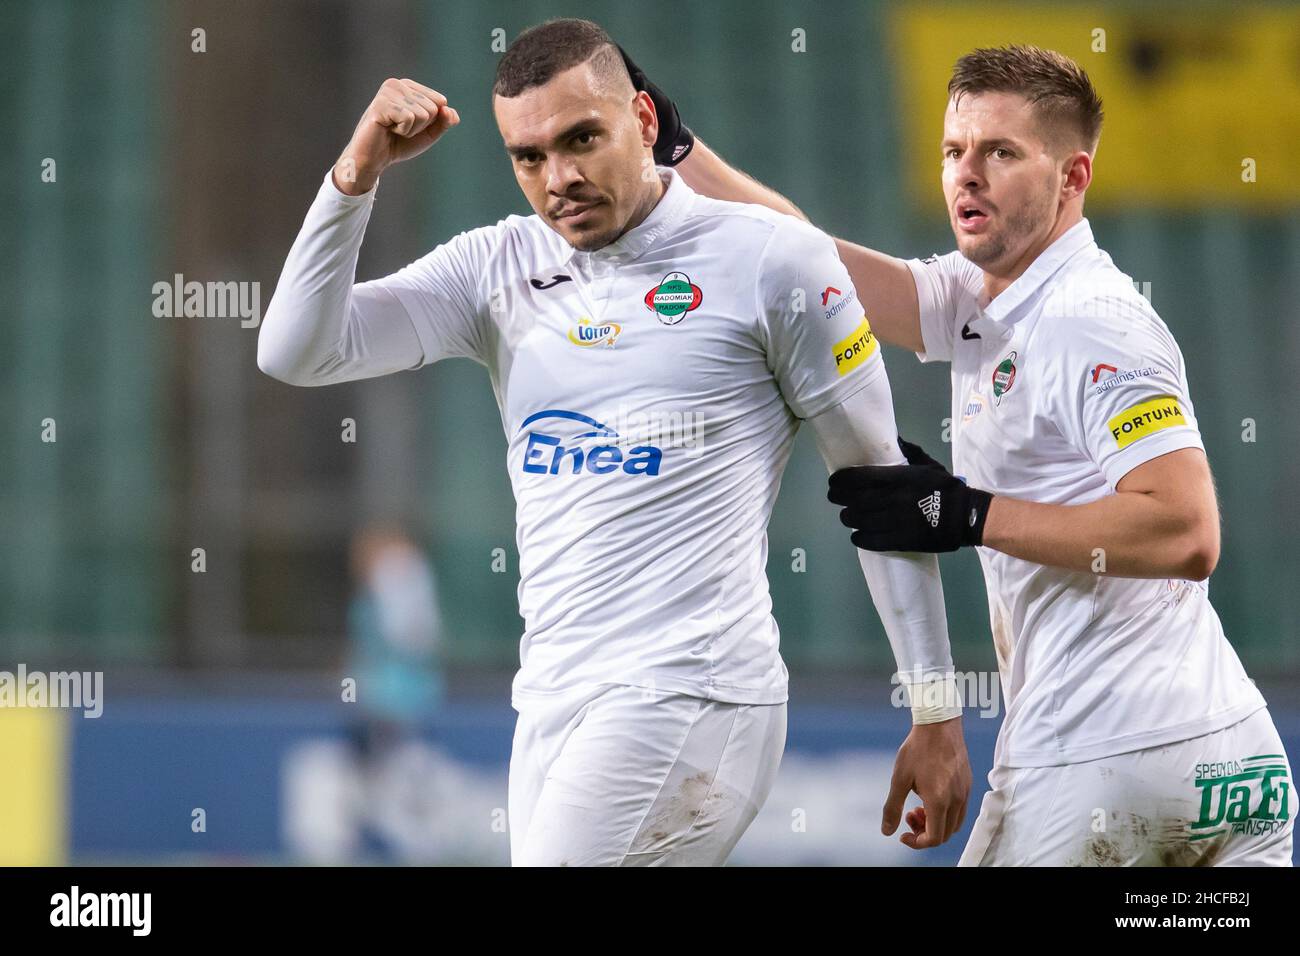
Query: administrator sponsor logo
821 285 857 320
832 316 878 376
1092 363 1160 395
1107 395 1186 449
567 317 621 349
644 272 703 325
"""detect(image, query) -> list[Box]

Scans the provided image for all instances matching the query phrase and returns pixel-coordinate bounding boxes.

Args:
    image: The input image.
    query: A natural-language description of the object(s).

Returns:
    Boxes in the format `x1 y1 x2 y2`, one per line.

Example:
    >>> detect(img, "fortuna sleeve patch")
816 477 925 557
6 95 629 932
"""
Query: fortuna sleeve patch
1107 395 1187 449
833 316 877 376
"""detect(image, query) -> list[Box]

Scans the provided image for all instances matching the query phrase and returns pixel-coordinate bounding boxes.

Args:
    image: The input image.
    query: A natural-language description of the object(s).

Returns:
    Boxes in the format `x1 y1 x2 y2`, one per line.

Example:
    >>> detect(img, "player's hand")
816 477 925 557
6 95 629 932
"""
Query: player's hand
884 717 972 849
828 437 995 553
618 45 695 166
334 78 460 196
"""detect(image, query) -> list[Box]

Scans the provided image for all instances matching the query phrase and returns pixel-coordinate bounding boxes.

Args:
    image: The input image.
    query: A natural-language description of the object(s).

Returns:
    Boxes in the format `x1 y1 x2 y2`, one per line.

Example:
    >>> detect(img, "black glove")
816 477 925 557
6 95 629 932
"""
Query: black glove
618 45 695 166
827 438 994 553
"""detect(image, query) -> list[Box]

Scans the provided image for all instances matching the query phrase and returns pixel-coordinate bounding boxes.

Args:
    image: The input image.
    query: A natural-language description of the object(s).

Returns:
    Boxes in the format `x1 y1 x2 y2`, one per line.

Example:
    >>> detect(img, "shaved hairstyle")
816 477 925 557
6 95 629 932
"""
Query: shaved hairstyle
493 18 632 99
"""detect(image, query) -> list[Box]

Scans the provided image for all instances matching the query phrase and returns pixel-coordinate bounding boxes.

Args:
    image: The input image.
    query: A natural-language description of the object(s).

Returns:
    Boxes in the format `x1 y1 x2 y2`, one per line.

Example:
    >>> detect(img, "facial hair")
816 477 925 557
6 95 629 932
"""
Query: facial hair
961 171 1058 269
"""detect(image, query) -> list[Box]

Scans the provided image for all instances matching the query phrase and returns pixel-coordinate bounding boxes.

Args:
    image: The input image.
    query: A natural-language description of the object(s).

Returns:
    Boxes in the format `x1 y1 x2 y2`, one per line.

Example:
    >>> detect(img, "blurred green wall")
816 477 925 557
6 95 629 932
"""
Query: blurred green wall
0 0 165 664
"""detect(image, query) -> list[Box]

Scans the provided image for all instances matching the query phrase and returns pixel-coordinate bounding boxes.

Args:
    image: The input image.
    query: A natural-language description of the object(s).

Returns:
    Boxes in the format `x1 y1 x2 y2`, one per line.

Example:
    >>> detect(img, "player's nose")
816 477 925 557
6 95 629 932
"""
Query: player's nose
953 152 985 190
545 154 584 195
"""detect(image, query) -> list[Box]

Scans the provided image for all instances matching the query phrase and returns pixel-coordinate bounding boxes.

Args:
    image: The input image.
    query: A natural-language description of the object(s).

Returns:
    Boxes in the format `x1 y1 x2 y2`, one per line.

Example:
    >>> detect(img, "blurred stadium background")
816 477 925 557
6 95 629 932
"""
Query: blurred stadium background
1 0 1297 864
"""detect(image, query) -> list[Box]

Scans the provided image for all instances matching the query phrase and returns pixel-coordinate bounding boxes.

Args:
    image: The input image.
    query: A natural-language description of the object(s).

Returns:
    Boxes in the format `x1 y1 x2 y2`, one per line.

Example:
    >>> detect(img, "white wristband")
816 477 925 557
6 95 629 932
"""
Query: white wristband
902 674 963 725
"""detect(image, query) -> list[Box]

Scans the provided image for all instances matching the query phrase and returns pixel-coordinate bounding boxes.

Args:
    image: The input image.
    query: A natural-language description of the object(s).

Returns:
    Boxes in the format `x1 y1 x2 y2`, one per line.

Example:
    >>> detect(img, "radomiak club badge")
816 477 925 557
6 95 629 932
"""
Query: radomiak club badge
992 350 1017 405
644 272 703 325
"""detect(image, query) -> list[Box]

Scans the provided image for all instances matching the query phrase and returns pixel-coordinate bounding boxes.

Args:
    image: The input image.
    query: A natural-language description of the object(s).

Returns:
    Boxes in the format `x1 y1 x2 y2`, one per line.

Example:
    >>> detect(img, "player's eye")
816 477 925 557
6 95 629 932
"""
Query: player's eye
517 152 543 167
944 148 961 161
573 131 597 147
992 147 1013 159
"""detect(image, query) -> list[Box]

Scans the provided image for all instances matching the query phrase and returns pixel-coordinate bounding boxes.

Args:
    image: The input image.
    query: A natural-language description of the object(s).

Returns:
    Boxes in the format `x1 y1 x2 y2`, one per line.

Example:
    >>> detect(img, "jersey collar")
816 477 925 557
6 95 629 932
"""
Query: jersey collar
564 167 693 265
978 218 1096 330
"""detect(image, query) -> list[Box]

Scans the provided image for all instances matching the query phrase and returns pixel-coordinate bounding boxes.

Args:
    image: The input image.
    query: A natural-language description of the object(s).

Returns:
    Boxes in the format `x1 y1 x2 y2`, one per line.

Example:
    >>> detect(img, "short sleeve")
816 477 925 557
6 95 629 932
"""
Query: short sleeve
352 221 508 368
1047 293 1205 490
905 251 983 364
755 218 885 420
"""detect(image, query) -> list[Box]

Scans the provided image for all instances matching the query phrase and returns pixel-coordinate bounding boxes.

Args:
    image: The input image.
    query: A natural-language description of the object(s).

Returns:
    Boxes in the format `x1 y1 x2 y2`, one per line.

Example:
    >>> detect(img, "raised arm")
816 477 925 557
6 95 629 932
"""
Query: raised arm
257 79 463 386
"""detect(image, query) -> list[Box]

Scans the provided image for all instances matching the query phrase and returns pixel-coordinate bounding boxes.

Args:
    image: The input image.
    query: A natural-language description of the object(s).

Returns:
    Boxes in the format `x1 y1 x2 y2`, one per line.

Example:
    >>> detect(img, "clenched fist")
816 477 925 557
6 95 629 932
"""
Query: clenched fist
333 78 460 196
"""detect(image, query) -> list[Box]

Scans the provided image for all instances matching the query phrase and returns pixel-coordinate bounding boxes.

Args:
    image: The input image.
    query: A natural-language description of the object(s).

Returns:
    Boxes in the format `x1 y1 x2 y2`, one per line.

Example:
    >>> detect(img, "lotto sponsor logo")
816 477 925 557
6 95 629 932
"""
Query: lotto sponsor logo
567 317 621 348
833 317 877 376
1107 395 1186 449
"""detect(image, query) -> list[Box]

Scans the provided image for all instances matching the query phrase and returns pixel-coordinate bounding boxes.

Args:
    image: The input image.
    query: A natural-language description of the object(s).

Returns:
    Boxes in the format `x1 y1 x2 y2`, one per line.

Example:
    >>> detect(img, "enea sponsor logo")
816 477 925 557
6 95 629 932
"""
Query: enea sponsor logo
833 317 877 376
1107 395 1186 449
519 409 663 477
567 317 621 349
821 285 857 320
1091 363 1159 396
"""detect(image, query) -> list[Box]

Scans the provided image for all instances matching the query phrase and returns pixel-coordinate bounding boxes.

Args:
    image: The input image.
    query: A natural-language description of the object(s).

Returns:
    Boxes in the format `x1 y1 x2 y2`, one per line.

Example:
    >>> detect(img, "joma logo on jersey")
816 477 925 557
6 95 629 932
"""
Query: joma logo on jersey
1107 396 1186 449
519 409 663 477
1191 756 1291 841
567 317 621 348
833 317 877 376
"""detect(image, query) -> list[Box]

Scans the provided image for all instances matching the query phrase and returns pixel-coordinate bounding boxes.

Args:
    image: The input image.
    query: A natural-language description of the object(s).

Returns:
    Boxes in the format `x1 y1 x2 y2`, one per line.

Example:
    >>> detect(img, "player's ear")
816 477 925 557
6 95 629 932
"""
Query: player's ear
633 89 658 149
1063 150 1092 200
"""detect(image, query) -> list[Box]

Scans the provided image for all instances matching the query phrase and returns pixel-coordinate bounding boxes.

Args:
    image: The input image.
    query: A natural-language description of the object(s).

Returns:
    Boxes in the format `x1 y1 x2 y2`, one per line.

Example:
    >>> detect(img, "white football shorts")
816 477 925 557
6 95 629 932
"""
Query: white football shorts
960 707 1293 866
508 683 786 866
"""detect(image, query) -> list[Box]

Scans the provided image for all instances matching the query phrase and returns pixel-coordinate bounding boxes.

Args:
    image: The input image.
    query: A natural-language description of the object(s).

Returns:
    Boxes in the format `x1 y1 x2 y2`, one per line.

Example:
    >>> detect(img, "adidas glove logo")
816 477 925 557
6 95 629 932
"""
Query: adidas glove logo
919 491 941 528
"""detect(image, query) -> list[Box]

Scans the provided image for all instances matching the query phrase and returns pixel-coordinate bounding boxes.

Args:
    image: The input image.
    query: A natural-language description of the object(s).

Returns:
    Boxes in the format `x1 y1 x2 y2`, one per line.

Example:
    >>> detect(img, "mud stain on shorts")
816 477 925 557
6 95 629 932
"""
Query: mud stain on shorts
631 770 737 854
1077 814 1209 866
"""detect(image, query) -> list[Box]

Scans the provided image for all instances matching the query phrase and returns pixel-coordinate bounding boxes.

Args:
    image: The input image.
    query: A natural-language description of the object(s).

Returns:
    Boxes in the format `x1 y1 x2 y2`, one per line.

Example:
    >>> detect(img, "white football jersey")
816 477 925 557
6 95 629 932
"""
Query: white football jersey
907 219 1266 767
270 168 889 708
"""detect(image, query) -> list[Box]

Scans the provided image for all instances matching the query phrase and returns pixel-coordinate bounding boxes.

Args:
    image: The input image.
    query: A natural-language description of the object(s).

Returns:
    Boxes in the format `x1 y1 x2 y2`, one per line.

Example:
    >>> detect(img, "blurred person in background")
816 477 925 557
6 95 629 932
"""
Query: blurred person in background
345 525 444 860
347 525 444 757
